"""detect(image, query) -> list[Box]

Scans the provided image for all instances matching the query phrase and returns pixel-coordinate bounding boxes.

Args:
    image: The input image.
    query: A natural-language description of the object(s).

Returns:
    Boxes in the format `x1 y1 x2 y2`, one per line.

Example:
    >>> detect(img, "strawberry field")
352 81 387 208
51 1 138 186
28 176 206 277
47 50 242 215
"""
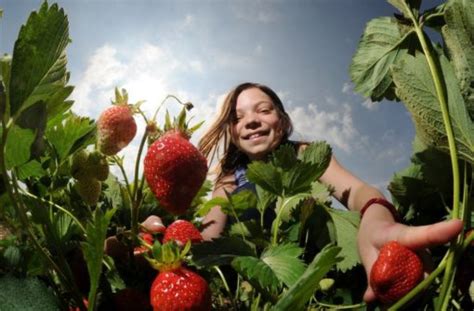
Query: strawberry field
0 0 473 310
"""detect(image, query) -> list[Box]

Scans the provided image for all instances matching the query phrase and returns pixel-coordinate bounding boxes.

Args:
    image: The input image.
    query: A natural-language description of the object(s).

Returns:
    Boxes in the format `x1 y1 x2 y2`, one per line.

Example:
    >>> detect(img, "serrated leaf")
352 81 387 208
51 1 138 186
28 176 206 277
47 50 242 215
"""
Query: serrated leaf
271 143 297 170
9 2 70 118
256 185 277 214
326 208 361 272
191 237 256 266
272 244 342 311
298 141 332 177
350 16 414 101
232 256 281 294
247 160 283 195
5 125 35 169
274 193 311 223
388 0 421 18
391 51 474 164
17 160 45 179
311 181 332 203
226 189 258 213
196 196 229 217
283 161 321 195
442 0 474 119
261 243 306 287
46 113 96 162
81 208 116 310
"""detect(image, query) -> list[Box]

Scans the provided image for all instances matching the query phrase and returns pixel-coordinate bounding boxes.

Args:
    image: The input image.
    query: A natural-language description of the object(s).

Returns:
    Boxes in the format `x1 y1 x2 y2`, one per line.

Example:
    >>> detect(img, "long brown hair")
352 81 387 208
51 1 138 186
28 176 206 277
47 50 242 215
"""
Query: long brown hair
198 82 293 185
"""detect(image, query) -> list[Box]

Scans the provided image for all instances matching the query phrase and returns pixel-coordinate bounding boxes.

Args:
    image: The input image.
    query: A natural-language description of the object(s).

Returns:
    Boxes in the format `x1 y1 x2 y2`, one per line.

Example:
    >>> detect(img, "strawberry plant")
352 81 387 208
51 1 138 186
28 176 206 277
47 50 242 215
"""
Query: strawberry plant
351 0 474 309
0 0 473 310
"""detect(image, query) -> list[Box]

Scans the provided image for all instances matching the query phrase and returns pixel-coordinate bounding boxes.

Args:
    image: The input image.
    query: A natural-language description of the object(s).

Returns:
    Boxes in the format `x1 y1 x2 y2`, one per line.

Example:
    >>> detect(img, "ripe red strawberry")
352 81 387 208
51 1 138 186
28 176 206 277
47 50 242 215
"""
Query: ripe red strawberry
370 241 423 304
163 220 203 246
97 88 137 156
150 267 211 311
144 130 207 215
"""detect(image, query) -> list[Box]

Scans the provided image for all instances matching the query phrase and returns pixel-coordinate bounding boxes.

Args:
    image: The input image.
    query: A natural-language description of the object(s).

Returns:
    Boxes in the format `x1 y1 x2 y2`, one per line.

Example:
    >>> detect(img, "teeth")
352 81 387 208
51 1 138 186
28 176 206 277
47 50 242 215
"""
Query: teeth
249 133 261 139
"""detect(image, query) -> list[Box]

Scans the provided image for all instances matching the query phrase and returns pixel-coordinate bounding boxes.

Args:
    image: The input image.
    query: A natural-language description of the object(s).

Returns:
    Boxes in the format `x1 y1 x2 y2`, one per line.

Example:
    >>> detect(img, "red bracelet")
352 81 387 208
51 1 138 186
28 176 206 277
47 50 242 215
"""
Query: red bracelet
360 198 400 222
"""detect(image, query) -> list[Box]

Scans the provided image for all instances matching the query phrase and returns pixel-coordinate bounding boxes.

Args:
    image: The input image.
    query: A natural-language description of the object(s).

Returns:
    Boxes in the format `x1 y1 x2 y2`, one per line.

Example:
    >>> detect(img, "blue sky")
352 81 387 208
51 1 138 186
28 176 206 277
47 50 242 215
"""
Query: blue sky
0 0 445 198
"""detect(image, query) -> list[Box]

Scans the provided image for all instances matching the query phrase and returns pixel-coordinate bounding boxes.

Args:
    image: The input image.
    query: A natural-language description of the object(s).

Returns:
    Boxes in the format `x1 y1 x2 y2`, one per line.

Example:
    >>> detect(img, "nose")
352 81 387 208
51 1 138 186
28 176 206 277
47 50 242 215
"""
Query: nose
243 113 260 129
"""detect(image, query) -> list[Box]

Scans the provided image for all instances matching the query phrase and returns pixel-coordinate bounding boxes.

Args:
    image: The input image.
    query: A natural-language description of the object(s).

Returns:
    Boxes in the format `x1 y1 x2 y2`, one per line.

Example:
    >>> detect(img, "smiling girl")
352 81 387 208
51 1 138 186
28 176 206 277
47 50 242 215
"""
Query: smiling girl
196 82 463 303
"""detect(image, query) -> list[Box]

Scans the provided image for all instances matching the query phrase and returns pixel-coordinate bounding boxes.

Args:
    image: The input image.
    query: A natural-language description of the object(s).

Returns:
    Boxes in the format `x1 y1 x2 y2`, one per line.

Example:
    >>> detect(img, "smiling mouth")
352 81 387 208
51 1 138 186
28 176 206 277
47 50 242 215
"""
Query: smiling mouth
244 131 268 140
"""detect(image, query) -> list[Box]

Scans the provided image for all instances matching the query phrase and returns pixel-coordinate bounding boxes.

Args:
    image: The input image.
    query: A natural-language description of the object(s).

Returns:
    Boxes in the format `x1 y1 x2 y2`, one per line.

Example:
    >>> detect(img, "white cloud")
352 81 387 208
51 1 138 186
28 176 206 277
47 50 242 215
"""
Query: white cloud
288 102 358 152
361 98 379 111
232 2 279 24
342 82 352 95
70 41 221 181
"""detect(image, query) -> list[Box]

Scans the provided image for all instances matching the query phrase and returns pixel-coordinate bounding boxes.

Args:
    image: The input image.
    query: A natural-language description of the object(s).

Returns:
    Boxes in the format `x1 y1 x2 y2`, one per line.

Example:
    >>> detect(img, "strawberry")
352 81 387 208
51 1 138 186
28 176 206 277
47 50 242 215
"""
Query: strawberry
71 149 93 180
75 178 101 205
150 266 211 311
370 241 423 304
163 220 203 246
87 151 109 181
144 130 207 215
97 88 137 156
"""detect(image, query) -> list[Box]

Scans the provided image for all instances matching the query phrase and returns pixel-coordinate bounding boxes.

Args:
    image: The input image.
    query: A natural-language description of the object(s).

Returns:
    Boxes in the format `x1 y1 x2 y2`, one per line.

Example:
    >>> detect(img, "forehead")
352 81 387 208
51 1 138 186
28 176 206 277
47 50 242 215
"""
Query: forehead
235 88 274 110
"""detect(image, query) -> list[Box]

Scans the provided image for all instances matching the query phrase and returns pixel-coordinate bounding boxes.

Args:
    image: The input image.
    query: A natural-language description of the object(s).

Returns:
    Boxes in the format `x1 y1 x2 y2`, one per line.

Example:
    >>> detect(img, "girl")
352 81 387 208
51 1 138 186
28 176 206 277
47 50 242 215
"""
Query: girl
195 82 463 303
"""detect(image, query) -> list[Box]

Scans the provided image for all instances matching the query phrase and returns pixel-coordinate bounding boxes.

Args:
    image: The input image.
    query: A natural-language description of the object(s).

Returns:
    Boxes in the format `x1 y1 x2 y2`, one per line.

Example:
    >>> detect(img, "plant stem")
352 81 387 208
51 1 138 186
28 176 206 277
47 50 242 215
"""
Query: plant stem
20 189 87 233
272 197 286 246
403 3 461 308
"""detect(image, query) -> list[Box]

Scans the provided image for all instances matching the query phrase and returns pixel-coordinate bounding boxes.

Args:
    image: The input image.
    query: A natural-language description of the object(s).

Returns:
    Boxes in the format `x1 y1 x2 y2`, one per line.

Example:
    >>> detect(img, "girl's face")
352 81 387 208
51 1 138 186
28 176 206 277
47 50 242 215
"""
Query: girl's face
231 87 284 160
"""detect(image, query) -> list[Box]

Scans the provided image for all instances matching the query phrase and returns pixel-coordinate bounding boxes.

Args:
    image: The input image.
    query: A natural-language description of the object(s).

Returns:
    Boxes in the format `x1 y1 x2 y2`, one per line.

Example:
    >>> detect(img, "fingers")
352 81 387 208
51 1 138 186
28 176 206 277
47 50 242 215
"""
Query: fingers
389 219 463 250
363 286 377 303
141 215 166 233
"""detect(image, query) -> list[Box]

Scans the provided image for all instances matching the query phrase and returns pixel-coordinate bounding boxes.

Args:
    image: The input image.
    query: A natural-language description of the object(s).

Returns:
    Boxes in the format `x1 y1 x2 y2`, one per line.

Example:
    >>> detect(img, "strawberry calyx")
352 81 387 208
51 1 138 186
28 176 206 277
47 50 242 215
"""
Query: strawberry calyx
111 87 144 114
144 239 192 272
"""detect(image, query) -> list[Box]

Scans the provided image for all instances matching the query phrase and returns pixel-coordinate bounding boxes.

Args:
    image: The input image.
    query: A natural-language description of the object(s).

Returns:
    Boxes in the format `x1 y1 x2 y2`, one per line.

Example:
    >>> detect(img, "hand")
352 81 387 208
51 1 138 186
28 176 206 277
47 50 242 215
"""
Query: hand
357 207 463 303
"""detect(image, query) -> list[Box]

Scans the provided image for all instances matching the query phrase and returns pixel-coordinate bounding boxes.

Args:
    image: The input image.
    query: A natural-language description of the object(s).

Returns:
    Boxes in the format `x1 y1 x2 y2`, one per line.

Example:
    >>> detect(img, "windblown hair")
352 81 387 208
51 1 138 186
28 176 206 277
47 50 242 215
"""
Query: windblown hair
198 82 293 185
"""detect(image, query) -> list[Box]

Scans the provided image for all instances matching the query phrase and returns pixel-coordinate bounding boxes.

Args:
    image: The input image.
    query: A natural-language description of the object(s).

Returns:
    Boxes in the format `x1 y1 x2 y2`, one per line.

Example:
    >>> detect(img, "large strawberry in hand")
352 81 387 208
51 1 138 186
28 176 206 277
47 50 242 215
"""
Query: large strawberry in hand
370 240 423 304
97 88 137 156
144 109 207 215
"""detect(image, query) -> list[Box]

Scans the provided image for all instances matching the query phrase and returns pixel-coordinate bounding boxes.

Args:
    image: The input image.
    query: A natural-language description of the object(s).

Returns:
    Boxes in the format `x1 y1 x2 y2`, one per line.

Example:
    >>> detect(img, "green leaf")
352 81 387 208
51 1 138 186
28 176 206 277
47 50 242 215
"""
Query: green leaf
191 237 256 266
5 125 35 169
196 196 228 217
442 0 474 119
247 160 283 195
9 2 70 118
0 275 60 310
81 208 116 310
388 0 421 18
261 243 306 287
298 141 332 168
391 51 474 164
311 181 332 203
271 143 297 170
274 193 311 223
350 16 414 101
326 208 361 272
256 185 277 214
46 113 96 162
232 256 281 294
17 160 45 179
272 244 342 311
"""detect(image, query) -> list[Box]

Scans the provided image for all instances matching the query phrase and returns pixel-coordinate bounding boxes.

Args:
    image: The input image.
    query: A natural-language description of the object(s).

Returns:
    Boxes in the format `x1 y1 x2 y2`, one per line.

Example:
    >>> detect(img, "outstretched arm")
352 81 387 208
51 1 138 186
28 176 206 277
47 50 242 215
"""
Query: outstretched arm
201 175 236 241
320 156 463 302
